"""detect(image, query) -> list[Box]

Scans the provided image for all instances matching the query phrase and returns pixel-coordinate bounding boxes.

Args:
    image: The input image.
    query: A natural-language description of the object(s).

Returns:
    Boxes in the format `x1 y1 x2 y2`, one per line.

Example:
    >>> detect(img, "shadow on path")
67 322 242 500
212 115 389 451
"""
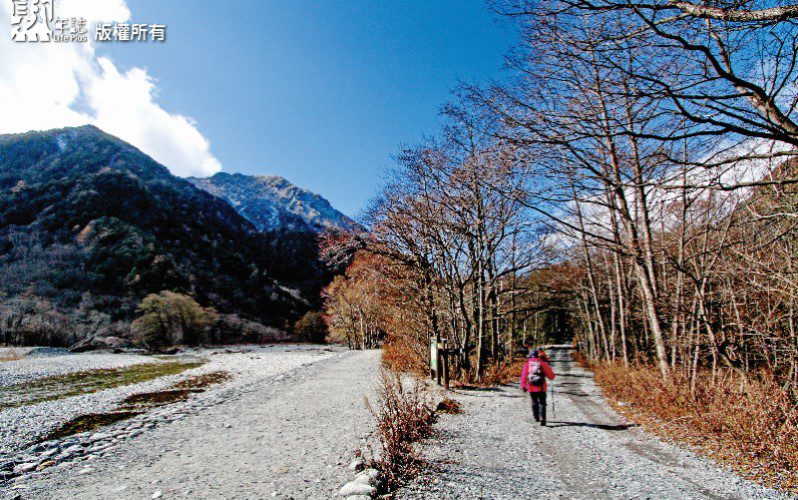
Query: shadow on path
555 373 594 379
553 390 591 397
545 421 636 431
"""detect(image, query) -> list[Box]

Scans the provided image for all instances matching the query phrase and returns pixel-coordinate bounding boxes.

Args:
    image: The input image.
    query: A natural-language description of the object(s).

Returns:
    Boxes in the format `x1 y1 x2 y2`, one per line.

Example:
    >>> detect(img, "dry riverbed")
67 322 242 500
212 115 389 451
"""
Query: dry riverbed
1 345 381 499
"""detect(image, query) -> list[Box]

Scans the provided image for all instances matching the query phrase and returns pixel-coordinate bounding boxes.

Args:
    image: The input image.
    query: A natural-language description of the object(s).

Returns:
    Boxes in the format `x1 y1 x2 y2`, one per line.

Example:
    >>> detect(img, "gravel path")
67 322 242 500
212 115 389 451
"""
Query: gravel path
3 347 380 499
399 347 788 500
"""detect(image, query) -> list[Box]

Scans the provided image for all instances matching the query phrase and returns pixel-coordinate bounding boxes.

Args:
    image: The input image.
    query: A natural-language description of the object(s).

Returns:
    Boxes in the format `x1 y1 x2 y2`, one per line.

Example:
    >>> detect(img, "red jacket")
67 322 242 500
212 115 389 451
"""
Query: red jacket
520 357 555 393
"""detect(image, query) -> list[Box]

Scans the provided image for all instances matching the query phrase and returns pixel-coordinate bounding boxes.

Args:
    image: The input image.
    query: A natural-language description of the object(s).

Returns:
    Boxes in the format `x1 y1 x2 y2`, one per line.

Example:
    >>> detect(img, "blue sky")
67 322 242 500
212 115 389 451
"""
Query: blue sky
0 1 513 217
95 1 516 217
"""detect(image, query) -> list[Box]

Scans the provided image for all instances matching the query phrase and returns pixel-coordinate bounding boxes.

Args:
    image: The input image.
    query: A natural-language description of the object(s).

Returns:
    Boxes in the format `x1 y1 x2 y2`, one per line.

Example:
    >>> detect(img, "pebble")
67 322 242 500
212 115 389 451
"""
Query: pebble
40 448 59 458
348 459 365 472
12 462 37 474
338 482 376 496
353 468 381 487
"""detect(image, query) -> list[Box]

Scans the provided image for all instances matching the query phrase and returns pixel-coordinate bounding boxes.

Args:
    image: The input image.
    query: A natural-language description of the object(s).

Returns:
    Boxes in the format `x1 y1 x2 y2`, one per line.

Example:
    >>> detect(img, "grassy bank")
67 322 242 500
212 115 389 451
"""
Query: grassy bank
0 359 206 411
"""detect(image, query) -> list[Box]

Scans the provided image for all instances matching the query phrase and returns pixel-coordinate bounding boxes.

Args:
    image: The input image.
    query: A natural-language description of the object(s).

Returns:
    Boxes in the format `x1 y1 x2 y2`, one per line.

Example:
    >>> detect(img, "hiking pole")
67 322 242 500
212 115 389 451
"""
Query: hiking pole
550 381 555 420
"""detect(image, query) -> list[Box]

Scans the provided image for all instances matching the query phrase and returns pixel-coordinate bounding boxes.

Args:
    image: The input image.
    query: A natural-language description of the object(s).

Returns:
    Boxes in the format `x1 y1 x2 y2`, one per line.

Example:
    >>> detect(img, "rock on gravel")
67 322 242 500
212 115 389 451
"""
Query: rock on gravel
354 468 381 485
349 458 366 471
339 482 377 496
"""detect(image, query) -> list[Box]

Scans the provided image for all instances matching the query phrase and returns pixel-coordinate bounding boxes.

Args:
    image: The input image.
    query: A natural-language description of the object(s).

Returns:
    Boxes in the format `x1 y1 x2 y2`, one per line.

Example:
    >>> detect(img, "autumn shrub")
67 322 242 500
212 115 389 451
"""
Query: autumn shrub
591 360 798 492
212 313 285 344
479 357 528 387
293 311 328 343
381 334 428 376
0 295 78 347
436 397 462 414
132 291 215 350
366 368 436 490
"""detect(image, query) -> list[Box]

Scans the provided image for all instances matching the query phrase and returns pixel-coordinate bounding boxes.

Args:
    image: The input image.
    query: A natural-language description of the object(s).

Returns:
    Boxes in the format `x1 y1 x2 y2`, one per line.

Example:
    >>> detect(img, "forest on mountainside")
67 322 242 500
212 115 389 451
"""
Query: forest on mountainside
0 126 332 348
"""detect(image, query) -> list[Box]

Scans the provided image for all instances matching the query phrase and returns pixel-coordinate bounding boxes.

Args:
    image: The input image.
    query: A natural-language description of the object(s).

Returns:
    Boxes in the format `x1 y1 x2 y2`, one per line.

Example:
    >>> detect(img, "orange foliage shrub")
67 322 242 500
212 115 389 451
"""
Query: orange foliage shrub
479 357 528 387
382 334 427 375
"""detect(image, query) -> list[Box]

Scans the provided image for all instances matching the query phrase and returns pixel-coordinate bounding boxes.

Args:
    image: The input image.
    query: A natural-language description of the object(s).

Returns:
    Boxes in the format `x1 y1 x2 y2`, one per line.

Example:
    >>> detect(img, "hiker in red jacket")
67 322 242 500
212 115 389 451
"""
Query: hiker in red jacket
520 348 556 426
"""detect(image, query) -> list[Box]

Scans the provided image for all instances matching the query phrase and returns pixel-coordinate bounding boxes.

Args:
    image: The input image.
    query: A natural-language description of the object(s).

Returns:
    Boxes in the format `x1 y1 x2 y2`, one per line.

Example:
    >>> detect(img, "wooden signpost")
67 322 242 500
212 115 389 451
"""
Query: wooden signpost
430 337 451 390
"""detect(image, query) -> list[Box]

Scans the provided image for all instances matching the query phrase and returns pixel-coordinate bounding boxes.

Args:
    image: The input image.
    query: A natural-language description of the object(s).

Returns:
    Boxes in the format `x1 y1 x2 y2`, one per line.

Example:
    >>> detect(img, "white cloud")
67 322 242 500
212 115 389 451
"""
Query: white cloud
0 0 221 178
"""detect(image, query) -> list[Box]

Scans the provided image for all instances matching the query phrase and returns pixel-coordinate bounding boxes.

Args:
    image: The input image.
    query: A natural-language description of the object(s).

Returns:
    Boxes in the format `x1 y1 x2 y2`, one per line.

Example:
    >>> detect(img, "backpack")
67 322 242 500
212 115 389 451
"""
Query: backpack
526 359 545 387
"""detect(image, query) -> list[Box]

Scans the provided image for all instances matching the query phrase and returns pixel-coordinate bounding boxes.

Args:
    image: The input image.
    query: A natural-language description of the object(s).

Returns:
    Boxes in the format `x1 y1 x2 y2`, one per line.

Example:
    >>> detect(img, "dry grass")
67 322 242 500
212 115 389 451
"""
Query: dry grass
43 411 143 441
587 359 798 492
480 358 528 387
381 338 427 376
173 371 233 390
0 349 24 362
366 368 436 490
436 397 462 414
39 369 232 443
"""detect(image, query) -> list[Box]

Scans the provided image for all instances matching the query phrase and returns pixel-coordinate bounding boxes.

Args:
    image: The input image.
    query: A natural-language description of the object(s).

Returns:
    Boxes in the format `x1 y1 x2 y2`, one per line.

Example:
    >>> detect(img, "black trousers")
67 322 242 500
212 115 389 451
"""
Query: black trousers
529 391 547 422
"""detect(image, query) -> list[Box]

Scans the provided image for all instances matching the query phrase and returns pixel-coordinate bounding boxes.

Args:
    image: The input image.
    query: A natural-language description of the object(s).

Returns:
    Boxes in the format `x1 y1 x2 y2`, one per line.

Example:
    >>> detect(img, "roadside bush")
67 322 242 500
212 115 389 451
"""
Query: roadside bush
132 291 215 349
381 333 427 375
366 368 436 490
293 311 328 343
592 360 798 492
479 357 528 387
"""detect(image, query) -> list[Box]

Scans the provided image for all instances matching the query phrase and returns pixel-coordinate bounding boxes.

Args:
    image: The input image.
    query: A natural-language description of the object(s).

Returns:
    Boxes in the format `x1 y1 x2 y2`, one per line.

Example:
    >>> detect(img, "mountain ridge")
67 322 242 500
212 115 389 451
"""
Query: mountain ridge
188 172 355 234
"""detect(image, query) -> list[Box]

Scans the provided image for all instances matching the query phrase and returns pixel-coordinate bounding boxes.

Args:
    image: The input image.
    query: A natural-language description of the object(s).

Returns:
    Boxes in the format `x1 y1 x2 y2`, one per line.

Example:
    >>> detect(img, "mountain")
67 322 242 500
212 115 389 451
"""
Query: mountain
188 173 355 233
0 125 309 334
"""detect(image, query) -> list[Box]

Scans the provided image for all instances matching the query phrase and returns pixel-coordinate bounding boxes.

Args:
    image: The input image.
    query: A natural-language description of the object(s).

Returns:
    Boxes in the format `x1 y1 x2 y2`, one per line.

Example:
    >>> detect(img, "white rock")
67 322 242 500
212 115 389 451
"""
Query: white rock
348 459 365 472
345 496 372 500
356 468 380 480
353 468 381 487
338 482 375 497
13 462 38 474
77 467 93 475
152 490 162 499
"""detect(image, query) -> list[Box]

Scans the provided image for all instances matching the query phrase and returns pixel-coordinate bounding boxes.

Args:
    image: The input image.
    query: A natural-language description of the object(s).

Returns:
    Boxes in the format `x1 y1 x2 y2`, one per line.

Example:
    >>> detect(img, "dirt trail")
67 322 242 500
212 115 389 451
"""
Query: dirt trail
7 349 380 500
399 347 783 500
